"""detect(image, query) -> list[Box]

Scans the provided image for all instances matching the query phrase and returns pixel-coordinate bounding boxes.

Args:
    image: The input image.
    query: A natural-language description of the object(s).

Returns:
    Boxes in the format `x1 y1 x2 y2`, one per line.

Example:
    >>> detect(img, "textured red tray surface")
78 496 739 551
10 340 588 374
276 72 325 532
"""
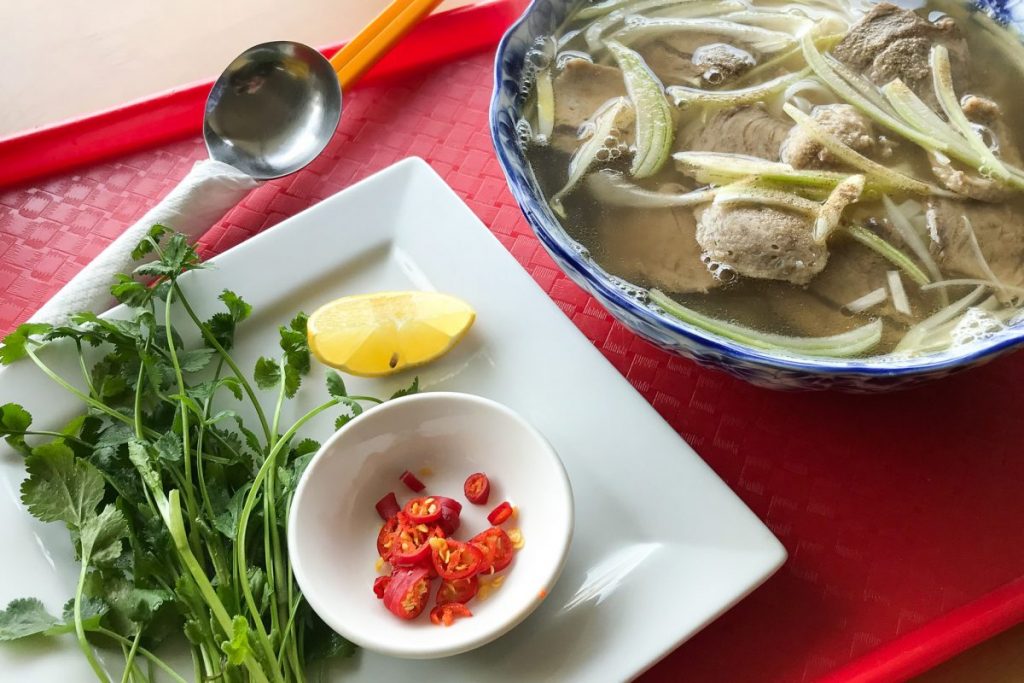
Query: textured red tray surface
2 51 1024 683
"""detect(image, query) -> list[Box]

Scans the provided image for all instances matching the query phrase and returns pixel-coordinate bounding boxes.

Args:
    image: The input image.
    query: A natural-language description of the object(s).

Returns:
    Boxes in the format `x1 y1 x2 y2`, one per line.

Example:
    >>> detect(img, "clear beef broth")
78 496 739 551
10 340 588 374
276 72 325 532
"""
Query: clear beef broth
522 0 1024 357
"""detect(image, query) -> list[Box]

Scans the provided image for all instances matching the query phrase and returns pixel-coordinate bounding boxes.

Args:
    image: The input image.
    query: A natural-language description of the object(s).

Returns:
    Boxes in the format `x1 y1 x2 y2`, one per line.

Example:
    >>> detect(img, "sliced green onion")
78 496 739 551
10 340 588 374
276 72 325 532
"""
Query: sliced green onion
843 287 888 314
674 151 849 188
800 33 947 153
895 286 987 352
584 0 739 51
887 270 911 315
733 34 842 86
922 279 1024 297
536 68 555 140
574 0 632 20
814 174 864 242
607 41 674 178
551 97 633 217
845 225 930 286
824 55 897 116
649 288 883 356
782 102 946 196
719 10 813 33
668 68 810 107
613 17 794 53
713 182 821 214
881 79 977 165
585 170 716 207
882 195 944 285
961 215 1007 300
930 45 1024 190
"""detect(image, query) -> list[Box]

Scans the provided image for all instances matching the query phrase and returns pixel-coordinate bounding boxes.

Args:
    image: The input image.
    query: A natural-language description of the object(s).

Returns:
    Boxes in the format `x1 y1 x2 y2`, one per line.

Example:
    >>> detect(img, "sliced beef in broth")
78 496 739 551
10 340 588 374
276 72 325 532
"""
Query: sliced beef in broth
695 204 828 285
780 104 878 169
637 35 755 87
832 3 969 109
551 60 627 153
598 207 719 293
928 95 1023 201
692 43 756 85
927 199 1024 291
637 40 707 86
684 104 790 159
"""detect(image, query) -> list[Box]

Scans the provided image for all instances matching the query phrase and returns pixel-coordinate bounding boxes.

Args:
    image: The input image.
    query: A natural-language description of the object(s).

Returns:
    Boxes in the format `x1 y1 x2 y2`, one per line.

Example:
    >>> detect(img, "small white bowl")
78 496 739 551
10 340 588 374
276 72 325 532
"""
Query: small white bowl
288 391 574 659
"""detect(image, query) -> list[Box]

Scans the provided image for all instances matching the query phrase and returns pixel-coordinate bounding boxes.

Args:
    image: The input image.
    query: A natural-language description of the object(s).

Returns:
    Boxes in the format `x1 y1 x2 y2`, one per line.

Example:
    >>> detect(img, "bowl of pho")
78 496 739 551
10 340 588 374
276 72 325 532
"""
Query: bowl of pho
490 0 1024 390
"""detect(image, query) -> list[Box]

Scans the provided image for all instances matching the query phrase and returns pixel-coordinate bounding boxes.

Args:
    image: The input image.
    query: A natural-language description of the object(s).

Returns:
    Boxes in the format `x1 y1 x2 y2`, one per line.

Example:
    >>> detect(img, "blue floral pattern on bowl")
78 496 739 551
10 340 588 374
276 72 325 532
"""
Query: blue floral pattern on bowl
489 0 1024 390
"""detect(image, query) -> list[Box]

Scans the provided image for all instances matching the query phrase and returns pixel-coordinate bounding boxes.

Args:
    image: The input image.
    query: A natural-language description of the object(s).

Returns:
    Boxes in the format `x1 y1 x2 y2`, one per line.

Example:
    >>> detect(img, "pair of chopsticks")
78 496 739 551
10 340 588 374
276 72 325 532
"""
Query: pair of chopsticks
330 0 446 91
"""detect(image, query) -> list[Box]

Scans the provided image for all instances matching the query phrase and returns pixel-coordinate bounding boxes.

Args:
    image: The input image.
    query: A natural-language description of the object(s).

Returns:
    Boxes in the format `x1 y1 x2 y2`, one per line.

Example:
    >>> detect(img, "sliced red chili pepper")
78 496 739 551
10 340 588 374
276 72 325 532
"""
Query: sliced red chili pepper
390 521 444 567
463 472 490 505
434 496 463 536
429 602 473 626
375 491 401 521
376 515 402 560
382 567 431 620
372 575 391 600
487 501 514 525
436 575 479 605
403 496 442 524
471 527 514 573
430 537 484 580
399 470 425 492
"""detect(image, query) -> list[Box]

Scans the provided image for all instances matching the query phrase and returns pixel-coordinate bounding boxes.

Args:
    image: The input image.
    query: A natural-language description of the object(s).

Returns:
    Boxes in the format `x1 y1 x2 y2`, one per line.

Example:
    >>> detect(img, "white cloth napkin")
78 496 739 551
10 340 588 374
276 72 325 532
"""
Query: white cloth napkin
31 159 259 325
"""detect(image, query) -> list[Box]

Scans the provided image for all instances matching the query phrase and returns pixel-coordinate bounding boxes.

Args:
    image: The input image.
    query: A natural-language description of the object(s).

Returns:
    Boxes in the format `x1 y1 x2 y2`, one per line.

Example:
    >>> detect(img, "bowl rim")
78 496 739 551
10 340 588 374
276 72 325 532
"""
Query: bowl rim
287 390 575 659
488 0 1024 377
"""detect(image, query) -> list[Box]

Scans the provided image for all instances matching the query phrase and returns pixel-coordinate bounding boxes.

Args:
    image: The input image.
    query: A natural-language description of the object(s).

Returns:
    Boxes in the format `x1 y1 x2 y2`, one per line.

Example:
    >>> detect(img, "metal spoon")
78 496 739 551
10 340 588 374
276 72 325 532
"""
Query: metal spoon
203 41 342 179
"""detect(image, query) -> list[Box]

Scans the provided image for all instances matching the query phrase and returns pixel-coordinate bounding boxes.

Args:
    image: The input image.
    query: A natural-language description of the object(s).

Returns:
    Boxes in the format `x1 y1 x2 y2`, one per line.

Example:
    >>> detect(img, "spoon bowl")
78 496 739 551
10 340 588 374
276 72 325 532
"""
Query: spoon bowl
204 41 342 180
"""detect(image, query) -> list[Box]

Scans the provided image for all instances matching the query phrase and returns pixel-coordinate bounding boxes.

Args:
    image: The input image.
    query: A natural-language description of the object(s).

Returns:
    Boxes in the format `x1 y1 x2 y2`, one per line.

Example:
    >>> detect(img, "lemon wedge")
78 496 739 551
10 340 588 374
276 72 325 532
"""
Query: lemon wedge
307 291 475 377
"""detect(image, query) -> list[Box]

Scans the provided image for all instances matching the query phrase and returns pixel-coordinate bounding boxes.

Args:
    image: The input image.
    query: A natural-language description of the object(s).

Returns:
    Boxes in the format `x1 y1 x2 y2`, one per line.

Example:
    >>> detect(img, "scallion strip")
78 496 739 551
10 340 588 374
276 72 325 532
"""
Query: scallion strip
782 103 946 196
733 34 842 86
887 270 911 315
613 17 794 52
649 288 883 356
814 174 864 242
585 170 716 207
551 97 633 217
800 33 948 153
607 41 673 178
536 67 555 140
921 279 1024 297
845 225 930 286
895 286 987 352
881 79 977 165
668 68 810 107
584 0 738 51
883 195 943 284
843 287 888 314
713 182 821 214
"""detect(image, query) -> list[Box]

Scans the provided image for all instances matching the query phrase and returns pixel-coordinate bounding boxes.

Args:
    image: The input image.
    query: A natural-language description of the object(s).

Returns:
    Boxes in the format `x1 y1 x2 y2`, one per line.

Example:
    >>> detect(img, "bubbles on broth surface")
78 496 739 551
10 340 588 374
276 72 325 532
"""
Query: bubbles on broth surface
950 308 1006 347
515 118 535 146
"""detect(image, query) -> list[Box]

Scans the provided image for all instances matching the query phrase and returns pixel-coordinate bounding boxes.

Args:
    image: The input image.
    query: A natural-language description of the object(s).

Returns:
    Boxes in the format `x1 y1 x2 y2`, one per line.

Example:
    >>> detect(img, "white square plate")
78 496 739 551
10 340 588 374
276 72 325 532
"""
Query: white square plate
0 157 785 681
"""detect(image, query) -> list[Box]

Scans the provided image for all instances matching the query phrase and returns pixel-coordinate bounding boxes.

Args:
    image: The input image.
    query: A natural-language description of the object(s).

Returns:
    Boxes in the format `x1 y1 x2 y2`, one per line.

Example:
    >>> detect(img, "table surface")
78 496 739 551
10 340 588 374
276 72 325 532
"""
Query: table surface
2 1 1020 680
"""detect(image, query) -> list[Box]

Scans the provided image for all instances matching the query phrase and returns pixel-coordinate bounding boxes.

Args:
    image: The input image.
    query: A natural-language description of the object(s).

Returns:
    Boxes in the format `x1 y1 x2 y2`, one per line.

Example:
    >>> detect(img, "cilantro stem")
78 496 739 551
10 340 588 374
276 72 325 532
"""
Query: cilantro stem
75 562 111 683
172 284 272 442
25 344 135 429
94 627 189 683
264 359 289 644
235 397 341 680
1 429 91 448
164 288 200 531
118 632 143 683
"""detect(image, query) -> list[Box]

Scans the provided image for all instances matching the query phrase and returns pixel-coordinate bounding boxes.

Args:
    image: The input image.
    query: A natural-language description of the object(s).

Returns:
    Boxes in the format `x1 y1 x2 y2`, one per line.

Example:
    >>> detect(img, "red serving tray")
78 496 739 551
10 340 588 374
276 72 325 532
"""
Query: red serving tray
1 2 1023 681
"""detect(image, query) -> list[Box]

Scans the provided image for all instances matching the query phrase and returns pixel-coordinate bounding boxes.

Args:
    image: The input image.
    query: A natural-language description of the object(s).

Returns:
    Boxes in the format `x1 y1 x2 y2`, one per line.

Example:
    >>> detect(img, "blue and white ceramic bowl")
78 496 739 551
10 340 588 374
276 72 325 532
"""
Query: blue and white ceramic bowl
489 0 1024 391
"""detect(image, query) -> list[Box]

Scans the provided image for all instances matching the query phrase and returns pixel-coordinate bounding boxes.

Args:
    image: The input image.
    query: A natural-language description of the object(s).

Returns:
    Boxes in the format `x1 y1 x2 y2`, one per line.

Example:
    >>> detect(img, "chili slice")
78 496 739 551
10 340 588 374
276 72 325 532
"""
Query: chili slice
390 521 443 568
382 567 431 620
436 576 479 605
429 602 473 626
435 496 463 536
376 515 402 560
373 575 391 599
430 537 484 580
487 501 514 525
399 470 425 492
471 526 514 573
463 472 490 505
403 496 442 524
375 491 401 521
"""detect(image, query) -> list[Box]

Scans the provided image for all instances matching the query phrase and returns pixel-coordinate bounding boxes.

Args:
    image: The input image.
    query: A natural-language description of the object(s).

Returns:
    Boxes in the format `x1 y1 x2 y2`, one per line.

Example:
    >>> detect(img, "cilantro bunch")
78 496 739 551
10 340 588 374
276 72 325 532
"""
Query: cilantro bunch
0 227 413 682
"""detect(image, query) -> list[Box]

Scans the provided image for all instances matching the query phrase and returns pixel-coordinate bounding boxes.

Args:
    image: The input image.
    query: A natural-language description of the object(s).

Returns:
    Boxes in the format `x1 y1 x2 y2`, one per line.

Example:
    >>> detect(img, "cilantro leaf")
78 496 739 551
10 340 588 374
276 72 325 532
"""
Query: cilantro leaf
0 323 52 365
0 403 33 455
20 445 104 529
133 233 201 279
390 376 420 399
205 312 237 350
0 599 61 641
110 274 151 307
80 505 128 566
154 432 183 463
220 290 252 323
130 225 168 261
334 399 363 430
178 348 217 373
283 364 301 399
213 485 250 540
325 372 347 398
221 616 253 666
254 357 280 389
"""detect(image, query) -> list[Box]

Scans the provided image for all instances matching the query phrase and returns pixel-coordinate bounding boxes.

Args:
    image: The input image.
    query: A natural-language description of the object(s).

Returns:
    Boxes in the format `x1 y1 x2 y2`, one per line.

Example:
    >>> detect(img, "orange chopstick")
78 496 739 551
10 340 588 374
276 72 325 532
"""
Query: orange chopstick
330 0 446 91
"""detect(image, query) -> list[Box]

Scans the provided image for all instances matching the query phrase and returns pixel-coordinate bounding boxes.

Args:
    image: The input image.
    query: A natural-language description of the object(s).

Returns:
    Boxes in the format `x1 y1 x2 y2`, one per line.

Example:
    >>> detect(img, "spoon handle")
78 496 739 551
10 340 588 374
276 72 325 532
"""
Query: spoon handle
30 159 258 325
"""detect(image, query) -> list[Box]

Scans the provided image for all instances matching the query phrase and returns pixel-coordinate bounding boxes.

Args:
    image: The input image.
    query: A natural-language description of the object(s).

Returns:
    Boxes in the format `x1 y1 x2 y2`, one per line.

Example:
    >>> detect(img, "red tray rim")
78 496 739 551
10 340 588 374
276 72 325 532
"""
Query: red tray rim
1 0 1021 678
